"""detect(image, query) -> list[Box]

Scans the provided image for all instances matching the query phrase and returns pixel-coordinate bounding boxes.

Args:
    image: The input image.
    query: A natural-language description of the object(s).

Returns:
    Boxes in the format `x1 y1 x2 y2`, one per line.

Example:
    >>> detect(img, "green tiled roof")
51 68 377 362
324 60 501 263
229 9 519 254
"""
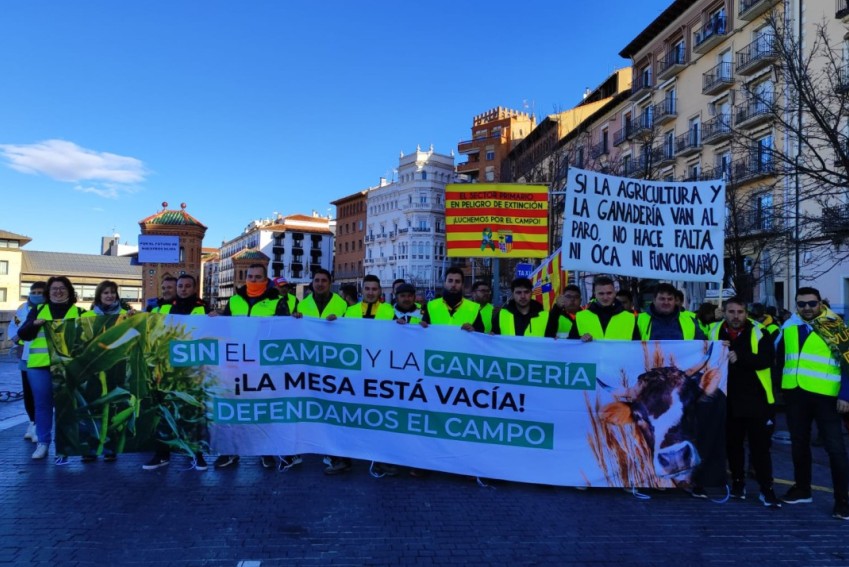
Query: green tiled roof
139 209 207 228
233 249 269 261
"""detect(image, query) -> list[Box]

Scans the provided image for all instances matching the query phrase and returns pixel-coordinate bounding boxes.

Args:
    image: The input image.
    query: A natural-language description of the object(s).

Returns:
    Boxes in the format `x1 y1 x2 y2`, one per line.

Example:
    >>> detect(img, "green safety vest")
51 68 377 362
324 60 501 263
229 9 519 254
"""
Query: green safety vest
557 314 574 336
28 304 81 368
228 294 280 317
479 303 494 334
283 294 297 314
574 309 635 340
781 324 842 397
158 304 207 315
426 298 481 327
636 312 698 340
297 293 348 319
498 309 551 337
345 301 395 320
709 322 774 404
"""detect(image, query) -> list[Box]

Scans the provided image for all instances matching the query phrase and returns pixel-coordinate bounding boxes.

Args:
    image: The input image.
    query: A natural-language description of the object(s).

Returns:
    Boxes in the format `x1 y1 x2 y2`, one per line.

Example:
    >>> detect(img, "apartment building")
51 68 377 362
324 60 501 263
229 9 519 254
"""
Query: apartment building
330 189 368 289
457 107 535 183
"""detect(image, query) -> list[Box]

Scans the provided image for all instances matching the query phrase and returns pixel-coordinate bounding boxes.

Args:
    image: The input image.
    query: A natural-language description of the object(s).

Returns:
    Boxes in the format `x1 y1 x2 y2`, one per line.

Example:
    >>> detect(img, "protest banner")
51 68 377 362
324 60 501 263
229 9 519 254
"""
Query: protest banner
445 184 548 258
46 313 728 488
562 168 725 282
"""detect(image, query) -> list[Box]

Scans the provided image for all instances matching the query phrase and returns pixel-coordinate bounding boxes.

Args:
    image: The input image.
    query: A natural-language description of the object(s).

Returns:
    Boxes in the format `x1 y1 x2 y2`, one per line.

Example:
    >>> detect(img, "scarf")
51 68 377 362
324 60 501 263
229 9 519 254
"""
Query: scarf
94 301 122 316
810 308 849 368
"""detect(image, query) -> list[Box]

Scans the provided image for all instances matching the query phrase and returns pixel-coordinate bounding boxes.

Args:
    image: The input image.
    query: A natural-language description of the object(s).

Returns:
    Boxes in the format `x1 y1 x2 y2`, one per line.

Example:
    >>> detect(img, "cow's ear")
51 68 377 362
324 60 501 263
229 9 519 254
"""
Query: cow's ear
599 402 632 425
699 367 721 396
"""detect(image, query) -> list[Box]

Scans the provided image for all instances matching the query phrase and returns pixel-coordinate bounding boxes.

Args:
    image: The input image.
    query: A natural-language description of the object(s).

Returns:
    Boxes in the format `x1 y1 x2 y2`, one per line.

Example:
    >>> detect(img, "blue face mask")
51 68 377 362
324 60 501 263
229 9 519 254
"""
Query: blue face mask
29 294 45 305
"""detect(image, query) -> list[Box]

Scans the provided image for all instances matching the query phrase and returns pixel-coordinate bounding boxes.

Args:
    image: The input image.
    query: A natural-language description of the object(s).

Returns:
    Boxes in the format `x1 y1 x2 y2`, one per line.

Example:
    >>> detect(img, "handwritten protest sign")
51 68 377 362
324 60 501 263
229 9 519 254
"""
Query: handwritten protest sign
562 168 725 282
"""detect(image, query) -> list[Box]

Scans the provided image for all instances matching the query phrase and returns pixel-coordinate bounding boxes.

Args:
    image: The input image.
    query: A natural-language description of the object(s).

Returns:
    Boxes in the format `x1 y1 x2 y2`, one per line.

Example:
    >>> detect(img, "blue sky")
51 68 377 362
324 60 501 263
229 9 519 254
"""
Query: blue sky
1 0 672 253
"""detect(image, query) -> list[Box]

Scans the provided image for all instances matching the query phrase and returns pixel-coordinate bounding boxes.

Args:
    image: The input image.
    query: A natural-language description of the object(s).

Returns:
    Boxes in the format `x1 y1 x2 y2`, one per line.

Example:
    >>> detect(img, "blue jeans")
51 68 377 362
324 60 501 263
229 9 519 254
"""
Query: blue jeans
784 388 849 502
27 367 54 445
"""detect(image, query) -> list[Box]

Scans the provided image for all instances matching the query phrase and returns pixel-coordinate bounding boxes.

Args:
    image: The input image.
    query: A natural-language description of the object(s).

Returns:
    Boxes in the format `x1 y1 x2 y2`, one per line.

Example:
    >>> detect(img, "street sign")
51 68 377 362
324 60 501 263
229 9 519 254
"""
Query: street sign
516 263 533 279
425 289 435 301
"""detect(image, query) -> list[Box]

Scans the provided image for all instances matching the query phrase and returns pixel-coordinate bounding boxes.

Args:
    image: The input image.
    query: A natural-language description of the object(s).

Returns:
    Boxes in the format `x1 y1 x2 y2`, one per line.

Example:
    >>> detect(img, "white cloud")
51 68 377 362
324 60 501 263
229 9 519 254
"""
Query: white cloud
0 139 148 198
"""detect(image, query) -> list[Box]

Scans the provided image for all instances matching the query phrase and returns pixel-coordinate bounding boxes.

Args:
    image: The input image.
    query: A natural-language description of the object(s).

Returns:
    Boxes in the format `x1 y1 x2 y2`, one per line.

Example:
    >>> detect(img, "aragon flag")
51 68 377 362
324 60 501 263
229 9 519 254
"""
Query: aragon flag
530 248 564 310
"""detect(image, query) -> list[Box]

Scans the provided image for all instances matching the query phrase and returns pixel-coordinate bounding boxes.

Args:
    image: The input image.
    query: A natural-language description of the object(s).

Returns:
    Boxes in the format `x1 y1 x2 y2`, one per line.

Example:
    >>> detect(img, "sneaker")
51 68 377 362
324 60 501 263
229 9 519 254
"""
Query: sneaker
54 455 69 466
194 453 208 471
372 462 400 477
24 422 36 441
278 454 303 472
214 455 239 469
730 480 746 500
782 484 813 504
324 457 352 476
690 485 708 499
759 488 782 508
142 455 170 470
260 456 276 469
81 455 97 463
31 443 48 460
833 501 849 520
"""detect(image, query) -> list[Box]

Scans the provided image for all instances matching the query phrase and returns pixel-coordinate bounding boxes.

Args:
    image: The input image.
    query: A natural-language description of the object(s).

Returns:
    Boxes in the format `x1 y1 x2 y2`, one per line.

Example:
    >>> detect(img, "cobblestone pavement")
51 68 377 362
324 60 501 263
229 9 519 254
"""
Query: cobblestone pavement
1 358 848 566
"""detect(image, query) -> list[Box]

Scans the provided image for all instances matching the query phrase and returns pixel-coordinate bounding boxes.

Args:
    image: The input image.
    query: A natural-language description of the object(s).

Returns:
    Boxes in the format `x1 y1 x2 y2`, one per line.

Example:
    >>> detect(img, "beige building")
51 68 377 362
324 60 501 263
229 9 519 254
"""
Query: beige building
0 230 30 312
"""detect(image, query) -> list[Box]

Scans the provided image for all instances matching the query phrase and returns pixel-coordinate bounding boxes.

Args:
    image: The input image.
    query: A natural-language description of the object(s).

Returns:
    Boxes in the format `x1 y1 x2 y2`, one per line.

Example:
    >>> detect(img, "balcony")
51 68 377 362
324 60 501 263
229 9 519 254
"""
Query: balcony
630 70 653 100
733 154 776 184
822 203 849 231
376 232 388 241
632 111 654 139
412 227 432 233
693 14 728 54
701 114 732 145
702 164 731 181
654 144 676 167
653 97 677 125
388 230 397 240
735 95 773 129
657 49 688 81
365 235 375 242
702 61 734 95
739 0 777 21
613 124 633 146
675 130 702 156
736 35 778 75
731 209 780 236
458 132 504 154
591 140 610 159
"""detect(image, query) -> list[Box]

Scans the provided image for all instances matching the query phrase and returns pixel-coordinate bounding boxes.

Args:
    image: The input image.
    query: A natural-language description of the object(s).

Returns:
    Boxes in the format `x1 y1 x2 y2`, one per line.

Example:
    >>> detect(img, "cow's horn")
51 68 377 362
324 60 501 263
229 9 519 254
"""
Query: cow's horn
684 343 714 377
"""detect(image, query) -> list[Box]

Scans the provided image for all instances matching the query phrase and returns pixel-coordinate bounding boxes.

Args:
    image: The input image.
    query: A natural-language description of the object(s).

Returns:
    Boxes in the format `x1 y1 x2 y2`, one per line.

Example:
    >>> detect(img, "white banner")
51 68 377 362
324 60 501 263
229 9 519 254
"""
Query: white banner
164 316 729 487
562 167 725 282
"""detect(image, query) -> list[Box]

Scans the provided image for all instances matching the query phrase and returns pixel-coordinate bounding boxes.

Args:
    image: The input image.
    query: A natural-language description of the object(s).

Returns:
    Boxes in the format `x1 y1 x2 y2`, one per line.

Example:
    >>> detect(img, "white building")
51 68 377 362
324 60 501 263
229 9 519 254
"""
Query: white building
218 213 334 302
364 146 456 295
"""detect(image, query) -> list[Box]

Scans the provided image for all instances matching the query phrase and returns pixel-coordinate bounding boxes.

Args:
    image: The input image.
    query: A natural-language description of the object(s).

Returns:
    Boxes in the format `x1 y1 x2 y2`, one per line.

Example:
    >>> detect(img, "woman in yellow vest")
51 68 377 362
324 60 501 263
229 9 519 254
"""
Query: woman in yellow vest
17 276 83 462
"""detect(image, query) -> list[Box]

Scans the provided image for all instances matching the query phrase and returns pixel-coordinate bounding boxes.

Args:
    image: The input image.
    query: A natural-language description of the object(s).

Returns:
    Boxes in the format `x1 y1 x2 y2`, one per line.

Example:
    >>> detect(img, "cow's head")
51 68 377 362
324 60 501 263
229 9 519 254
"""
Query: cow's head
598 348 719 480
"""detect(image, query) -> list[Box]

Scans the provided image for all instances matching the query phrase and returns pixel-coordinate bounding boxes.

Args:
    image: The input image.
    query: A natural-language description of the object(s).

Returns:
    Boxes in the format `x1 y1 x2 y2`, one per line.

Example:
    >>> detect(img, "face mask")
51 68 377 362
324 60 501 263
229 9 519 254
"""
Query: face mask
246 280 268 298
29 294 45 305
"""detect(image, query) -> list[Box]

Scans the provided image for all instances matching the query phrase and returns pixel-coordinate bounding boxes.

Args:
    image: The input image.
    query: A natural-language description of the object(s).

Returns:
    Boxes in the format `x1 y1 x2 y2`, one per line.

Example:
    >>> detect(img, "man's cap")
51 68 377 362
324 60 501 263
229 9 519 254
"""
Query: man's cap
395 283 416 295
273 277 288 286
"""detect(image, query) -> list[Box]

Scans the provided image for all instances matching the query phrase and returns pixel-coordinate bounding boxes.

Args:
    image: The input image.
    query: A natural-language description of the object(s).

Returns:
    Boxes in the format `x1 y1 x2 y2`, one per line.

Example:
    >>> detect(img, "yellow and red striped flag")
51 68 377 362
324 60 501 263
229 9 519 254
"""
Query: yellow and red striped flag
530 248 565 310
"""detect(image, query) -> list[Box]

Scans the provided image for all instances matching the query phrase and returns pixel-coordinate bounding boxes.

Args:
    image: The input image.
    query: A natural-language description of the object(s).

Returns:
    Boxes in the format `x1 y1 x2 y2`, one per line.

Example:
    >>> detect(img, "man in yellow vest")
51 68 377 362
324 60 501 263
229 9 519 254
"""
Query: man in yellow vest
709 297 780 507
492 278 558 337
147 276 177 313
569 276 637 341
294 268 348 321
393 283 422 324
636 283 705 341
294 268 350 474
422 267 484 332
345 274 394 320
471 280 494 333
272 276 299 315
777 287 849 519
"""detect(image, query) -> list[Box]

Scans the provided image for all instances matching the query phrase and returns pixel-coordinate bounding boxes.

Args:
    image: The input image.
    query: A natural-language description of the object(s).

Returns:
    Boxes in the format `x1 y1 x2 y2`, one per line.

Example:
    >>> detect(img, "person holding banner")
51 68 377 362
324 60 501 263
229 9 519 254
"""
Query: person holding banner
472 280 494 334
393 283 423 324
777 287 849 519
491 278 558 338
293 268 348 321
421 267 484 332
217 264 292 471
142 274 210 471
16 276 83 462
636 283 705 341
272 276 298 315
569 276 637 341
7 281 46 444
345 275 394 320
147 276 177 313
708 298 780 508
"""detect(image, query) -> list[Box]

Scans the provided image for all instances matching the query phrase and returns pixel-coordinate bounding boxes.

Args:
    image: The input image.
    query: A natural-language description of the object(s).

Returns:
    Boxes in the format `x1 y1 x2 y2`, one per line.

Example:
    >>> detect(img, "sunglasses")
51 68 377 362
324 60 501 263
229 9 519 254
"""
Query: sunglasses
796 300 819 308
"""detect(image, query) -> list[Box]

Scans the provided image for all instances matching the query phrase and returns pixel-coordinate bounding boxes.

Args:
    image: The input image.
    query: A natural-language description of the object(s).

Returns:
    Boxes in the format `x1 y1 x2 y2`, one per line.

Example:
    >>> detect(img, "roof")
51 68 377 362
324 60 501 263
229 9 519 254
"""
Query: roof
0 229 32 245
619 0 695 59
330 190 368 206
22 251 143 278
232 249 269 261
138 208 207 229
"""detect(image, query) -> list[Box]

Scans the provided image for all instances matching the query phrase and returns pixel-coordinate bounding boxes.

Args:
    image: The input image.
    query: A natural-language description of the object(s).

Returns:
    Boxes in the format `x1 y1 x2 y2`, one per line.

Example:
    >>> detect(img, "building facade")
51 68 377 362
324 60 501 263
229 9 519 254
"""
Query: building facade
330 189 368 288
457 107 535 183
364 146 455 296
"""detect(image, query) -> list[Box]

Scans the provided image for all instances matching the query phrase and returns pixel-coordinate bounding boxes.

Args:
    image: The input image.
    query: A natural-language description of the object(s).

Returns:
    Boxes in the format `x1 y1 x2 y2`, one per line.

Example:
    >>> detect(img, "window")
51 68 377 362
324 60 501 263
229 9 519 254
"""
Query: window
672 38 685 64
756 134 774 171
664 131 674 157
420 193 427 204
756 192 774 230
689 163 701 180
717 151 732 179
0 260 7 275
421 171 427 180
575 146 584 168
486 150 495 161
601 128 609 153
0 288 6 302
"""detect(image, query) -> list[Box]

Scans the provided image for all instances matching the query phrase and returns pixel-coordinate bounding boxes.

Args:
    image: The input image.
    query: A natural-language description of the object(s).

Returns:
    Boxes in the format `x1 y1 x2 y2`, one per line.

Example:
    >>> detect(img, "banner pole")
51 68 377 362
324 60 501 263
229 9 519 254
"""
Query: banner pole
492 257 501 307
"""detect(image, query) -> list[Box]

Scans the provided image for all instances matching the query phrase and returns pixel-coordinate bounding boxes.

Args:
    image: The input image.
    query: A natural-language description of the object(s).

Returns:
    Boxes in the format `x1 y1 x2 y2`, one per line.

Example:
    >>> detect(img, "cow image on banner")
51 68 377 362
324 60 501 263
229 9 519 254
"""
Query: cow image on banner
562 168 725 282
